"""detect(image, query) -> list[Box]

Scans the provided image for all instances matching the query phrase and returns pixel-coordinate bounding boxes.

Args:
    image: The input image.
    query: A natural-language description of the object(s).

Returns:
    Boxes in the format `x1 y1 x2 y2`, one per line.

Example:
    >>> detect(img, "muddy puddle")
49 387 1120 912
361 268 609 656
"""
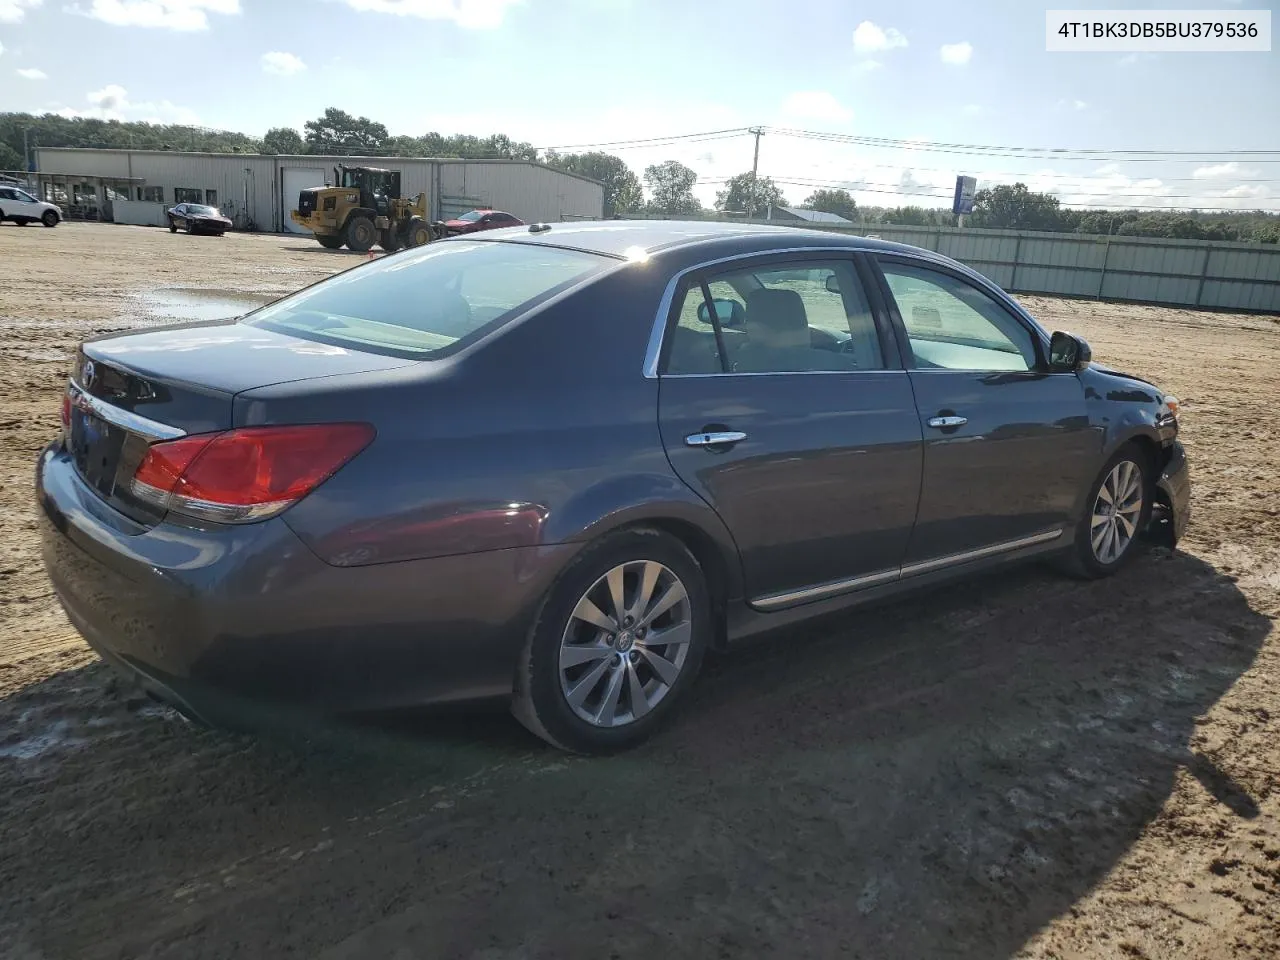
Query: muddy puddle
135 288 276 322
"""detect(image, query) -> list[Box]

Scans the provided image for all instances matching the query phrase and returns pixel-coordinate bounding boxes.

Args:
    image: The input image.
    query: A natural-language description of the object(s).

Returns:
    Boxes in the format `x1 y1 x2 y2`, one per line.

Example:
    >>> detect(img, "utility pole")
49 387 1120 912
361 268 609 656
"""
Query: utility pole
749 126 764 179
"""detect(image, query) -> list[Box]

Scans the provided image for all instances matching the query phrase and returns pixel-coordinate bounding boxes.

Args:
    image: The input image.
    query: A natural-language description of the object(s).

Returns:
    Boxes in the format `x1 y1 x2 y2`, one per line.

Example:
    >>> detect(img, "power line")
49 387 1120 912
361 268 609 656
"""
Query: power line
537 127 751 152
768 127 1280 162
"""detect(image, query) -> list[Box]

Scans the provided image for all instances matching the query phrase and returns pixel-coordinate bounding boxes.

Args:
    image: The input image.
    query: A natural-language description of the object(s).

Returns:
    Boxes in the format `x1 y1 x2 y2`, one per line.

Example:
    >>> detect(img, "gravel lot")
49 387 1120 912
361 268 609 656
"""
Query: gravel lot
2 222 1278 960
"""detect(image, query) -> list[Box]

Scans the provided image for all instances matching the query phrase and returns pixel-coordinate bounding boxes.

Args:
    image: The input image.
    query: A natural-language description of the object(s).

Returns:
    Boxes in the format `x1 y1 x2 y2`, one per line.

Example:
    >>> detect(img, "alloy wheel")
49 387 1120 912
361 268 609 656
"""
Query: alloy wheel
558 560 692 728
1091 459 1144 564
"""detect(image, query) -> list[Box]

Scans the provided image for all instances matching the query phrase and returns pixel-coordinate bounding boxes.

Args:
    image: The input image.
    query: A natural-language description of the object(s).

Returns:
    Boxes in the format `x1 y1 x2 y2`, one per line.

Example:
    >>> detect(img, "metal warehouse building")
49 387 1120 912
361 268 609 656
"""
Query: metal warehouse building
32 147 604 232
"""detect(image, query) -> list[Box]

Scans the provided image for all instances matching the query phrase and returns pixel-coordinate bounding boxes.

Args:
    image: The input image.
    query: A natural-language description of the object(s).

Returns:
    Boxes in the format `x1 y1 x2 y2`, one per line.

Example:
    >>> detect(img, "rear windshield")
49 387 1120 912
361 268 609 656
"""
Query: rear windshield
242 240 611 358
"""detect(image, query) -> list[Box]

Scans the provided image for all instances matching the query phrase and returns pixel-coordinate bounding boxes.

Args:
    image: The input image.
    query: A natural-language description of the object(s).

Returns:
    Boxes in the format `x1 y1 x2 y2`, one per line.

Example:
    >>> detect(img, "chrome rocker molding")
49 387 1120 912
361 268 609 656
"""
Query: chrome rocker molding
750 528 1064 611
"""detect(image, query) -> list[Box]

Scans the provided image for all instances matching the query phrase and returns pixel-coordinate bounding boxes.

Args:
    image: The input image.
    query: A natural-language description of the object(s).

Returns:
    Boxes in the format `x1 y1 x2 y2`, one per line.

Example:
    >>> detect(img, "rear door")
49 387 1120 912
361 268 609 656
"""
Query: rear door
871 256 1093 565
657 253 922 608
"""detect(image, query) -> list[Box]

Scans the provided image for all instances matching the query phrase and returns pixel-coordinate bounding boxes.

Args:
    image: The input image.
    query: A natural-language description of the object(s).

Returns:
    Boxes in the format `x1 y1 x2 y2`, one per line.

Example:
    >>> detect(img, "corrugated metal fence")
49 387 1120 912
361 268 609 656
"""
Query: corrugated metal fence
667 217 1280 313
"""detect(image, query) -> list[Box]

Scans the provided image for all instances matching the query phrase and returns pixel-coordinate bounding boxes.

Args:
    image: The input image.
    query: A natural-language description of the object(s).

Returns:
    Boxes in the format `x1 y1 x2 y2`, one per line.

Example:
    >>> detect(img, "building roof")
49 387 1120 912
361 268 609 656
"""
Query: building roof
775 206 853 224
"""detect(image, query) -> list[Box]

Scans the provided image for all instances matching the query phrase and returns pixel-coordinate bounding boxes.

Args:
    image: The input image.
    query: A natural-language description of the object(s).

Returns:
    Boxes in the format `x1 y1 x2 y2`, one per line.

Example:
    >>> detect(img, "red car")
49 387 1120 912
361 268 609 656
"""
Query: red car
443 209 524 235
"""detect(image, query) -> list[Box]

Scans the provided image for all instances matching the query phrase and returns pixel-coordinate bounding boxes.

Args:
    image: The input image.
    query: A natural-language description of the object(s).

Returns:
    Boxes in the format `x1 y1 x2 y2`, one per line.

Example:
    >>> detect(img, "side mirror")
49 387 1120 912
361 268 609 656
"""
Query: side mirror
825 274 841 294
1049 330 1092 371
696 298 742 326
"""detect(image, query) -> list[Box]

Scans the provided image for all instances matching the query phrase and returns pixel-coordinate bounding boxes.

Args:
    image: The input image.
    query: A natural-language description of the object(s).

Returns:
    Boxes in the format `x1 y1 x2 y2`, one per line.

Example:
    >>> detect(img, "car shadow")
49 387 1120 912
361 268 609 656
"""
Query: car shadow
0 548 1269 960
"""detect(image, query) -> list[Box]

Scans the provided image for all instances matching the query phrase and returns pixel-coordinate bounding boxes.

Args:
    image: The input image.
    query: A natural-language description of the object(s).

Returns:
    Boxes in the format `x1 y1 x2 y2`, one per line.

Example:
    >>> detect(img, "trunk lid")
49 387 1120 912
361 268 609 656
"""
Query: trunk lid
66 319 413 523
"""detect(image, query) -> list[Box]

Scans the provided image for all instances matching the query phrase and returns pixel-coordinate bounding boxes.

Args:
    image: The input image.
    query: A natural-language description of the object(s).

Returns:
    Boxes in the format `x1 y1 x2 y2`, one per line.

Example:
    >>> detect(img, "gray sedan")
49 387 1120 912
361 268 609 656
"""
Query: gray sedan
37 221 1190 753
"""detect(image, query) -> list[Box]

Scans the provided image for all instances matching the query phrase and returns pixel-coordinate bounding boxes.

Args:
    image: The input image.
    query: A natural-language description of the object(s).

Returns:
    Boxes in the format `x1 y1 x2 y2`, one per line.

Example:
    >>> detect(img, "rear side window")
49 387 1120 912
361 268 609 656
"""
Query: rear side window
244 241 610 358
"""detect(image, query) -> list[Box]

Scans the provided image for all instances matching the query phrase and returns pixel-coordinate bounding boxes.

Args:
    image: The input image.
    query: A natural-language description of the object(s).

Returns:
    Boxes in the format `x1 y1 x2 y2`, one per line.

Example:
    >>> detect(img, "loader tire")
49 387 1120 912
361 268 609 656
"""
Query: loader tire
344 215 377 253
406 217 432 247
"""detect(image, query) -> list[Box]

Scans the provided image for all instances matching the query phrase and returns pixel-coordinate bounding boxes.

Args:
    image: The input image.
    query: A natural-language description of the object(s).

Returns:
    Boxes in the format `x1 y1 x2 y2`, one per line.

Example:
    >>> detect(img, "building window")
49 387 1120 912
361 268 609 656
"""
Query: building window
205 189 218 206
140 186 164 202
175 187 203 204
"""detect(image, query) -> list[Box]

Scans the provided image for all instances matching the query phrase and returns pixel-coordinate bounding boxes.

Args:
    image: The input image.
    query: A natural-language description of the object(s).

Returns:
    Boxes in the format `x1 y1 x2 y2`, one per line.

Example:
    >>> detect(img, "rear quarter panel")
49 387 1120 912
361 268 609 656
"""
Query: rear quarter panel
237 256 744 596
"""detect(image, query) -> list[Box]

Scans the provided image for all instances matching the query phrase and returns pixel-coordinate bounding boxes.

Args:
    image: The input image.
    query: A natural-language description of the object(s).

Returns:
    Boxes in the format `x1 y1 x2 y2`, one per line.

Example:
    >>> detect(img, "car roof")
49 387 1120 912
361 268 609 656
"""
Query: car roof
471 218 943 261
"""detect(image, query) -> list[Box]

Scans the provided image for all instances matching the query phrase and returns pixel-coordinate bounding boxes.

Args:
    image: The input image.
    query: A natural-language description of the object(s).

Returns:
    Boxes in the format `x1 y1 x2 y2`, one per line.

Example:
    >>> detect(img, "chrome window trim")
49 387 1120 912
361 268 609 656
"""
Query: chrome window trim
750 528 1063 611
642 245 883 379
661 369 910 380
66 380 186 442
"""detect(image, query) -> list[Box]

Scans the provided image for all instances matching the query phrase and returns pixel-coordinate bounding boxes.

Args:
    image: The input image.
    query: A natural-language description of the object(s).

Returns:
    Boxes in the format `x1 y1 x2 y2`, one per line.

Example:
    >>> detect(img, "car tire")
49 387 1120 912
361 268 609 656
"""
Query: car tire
512 527 711 754
169 219 178 233
344 215 377 253
16 219 28 226
1059 443 1154 579
42 210 59 228
378 228 403 252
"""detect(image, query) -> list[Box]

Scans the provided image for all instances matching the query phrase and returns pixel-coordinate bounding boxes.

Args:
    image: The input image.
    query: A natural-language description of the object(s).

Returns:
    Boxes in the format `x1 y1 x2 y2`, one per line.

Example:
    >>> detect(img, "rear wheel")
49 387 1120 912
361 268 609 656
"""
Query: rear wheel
512 528 710 754
405 217 432 247
169 218 178 233
316 235 344 250
42 210 59 228
1060 445 1153 579
378 228 403 252
344 215 377 253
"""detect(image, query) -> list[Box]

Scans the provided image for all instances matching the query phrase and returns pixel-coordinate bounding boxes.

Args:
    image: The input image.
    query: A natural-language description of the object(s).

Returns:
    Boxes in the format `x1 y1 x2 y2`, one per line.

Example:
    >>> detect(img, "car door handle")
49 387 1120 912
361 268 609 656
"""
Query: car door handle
686 431 747 447
926 416 968 429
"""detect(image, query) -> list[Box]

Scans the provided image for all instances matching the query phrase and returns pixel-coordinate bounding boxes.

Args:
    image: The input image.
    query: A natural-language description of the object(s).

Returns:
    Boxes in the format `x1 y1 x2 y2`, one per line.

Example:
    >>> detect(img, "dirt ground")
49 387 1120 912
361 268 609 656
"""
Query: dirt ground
2 222 1278 960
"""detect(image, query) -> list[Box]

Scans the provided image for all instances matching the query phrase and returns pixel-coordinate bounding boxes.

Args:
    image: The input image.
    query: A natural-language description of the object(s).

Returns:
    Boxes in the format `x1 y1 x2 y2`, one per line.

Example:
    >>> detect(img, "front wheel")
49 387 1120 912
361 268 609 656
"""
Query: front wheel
513 528 710 754
42 210 59 228
405 216 432 247
344 215 376 253
1061 445 1153 579
378 228 403 252
169 219 178 233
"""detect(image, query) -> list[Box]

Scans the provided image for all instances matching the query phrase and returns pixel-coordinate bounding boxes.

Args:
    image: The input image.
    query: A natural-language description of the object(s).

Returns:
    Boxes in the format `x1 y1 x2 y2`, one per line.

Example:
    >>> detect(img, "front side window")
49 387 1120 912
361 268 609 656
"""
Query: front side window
664 259 885 375
878 261 1038 372
244 240 611 358
12 189 36 203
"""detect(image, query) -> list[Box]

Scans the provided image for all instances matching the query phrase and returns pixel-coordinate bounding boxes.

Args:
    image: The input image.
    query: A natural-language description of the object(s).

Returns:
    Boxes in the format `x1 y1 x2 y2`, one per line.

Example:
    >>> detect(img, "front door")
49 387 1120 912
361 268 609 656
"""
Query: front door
873 256 1094 565
657 254 922 607
1 187 41 221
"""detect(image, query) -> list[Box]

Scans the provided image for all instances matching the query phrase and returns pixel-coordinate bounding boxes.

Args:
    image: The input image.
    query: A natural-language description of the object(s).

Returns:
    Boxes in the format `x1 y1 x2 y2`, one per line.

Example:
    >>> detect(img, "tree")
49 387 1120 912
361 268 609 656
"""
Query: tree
714 172 785 218
969 182 1067 230
545 150 643 217
803 188 857 221
643 160 700 216
303 107 388 155
0 140 22 171
261 126 305 155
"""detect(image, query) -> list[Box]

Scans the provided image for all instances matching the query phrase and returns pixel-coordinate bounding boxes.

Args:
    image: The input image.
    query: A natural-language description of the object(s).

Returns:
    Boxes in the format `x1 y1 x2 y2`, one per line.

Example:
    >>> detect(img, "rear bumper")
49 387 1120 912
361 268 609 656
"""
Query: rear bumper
37 442 576 725
1155 440 1191 543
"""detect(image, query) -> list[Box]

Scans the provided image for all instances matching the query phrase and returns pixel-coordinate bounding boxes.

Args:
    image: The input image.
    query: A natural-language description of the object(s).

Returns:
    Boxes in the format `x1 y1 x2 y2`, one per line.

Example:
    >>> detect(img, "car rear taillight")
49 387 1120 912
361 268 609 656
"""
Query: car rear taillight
131 423 374 524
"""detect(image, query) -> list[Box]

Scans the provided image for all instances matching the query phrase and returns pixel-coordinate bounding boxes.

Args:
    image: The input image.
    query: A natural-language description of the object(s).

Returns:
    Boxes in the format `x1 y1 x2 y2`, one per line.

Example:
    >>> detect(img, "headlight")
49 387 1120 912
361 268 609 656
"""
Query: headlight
1159 395 1180 424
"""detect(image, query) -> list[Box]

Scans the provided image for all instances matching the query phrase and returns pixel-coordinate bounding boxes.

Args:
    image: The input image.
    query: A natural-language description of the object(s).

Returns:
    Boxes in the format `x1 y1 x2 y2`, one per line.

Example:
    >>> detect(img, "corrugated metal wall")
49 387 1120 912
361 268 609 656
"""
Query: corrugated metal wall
36 149 604 234
815 222 1279 313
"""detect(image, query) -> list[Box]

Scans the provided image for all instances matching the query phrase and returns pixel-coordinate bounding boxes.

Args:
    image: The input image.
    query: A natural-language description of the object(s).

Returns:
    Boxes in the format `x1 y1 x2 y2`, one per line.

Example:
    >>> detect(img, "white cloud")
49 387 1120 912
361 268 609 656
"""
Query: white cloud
1193 161 1243 179
261 50 306 75
782 90 852 124
0 0 42 24
56 84 199 124
940 41 973 65
70 0 239 31
1072 99 1086 110
961 104 982 116
1223 184 1268 199
341 0 523 29
853 20 906 55
16 66 46 78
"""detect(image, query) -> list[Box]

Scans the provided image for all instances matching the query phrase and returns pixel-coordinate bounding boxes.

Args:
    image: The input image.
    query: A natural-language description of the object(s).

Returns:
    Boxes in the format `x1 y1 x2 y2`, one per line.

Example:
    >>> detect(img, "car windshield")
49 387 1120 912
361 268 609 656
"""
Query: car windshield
187 204 219 216
456 211 484 222
242 240 612 358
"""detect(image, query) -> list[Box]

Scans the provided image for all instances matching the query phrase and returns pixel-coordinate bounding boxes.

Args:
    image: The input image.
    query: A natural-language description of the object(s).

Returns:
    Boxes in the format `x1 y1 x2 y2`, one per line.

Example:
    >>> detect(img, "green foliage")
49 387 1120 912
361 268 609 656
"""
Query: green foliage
643 160 701 217
303 107 389 155
969 182 1068 230
802 188 857 221
714 172 786 217
262 126 305 155
0 140 23 171
0 112 260 160
544 150 643 217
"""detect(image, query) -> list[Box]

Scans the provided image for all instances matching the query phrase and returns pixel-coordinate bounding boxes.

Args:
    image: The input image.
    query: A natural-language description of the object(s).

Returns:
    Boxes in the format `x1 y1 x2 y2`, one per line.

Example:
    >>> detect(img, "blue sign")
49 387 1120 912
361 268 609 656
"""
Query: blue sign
953 175 977 215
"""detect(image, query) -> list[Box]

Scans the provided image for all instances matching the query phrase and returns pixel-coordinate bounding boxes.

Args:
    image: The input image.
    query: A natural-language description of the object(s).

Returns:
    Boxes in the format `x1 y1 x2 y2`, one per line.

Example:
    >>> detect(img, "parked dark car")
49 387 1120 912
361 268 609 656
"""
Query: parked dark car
37 221 1190 753
442 209 524 235
167 203 231 236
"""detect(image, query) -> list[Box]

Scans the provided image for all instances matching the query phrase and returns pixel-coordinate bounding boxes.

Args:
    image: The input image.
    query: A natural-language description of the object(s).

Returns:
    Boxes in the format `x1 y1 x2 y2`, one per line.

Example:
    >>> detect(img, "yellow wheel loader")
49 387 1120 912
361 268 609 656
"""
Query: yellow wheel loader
290 165 445 253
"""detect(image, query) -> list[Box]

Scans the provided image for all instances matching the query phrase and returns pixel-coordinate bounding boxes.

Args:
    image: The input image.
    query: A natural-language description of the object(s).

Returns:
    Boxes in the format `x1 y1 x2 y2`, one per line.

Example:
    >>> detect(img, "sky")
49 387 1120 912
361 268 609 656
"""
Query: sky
1 0 1277 212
